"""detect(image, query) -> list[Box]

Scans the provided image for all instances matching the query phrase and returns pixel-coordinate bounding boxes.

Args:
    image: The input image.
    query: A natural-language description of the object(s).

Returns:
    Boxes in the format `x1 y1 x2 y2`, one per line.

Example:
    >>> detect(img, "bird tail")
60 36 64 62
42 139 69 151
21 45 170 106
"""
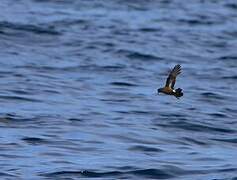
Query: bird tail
174 88 183 98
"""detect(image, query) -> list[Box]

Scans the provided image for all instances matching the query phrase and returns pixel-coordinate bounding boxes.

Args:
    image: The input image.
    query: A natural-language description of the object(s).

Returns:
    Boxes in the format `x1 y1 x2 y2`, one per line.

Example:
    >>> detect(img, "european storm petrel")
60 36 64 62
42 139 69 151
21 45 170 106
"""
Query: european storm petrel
157 64 183 99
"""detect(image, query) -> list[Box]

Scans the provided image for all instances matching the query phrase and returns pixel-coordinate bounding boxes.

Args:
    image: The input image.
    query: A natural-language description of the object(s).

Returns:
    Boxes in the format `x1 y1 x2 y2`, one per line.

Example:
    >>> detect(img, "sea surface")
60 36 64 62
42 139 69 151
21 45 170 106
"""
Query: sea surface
0 0 237 179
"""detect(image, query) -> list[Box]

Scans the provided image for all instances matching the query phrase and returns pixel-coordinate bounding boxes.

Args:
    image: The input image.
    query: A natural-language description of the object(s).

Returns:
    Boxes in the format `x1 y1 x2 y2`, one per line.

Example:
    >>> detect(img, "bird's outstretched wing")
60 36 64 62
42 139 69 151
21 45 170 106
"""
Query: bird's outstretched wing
165 64 181 89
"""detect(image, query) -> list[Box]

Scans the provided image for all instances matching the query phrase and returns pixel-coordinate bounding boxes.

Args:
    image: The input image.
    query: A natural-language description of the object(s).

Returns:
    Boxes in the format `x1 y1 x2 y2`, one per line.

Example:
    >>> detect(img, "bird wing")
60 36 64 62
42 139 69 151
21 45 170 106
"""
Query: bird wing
165 64 181 89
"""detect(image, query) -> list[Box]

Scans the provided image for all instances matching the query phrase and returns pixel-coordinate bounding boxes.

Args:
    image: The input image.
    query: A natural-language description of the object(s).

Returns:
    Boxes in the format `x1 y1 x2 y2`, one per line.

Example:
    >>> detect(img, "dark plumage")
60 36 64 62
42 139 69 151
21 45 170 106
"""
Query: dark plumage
157 64 183 99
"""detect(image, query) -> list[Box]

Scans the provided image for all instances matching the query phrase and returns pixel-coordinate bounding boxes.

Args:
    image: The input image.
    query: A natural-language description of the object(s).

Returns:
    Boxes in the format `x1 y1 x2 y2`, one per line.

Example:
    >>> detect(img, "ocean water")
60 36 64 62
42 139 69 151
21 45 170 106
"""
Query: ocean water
0 0 237 179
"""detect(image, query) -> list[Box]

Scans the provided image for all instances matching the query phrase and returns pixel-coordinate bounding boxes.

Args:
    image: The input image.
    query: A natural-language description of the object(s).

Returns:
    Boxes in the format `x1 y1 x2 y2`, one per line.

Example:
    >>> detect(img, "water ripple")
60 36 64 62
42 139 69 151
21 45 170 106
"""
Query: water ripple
0 0 237 179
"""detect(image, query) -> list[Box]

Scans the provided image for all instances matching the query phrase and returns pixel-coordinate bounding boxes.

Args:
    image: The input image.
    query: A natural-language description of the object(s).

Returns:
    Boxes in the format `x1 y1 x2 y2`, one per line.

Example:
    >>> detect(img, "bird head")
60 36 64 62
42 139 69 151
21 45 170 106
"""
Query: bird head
157 88 162 94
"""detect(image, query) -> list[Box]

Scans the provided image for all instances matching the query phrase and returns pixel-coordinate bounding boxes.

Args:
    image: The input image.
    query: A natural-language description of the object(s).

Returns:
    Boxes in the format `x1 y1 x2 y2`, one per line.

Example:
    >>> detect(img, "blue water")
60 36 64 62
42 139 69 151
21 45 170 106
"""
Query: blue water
0 0 237 179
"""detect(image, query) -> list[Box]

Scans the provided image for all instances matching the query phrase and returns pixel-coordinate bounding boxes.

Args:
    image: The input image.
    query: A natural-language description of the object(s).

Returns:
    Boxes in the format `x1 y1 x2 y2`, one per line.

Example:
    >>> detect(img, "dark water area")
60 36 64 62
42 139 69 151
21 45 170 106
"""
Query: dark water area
0 0 237 179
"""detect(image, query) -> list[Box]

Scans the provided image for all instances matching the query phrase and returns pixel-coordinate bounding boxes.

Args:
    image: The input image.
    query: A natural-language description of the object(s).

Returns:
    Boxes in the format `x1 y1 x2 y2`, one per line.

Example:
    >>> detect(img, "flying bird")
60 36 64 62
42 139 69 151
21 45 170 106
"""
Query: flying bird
157 64 183 99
